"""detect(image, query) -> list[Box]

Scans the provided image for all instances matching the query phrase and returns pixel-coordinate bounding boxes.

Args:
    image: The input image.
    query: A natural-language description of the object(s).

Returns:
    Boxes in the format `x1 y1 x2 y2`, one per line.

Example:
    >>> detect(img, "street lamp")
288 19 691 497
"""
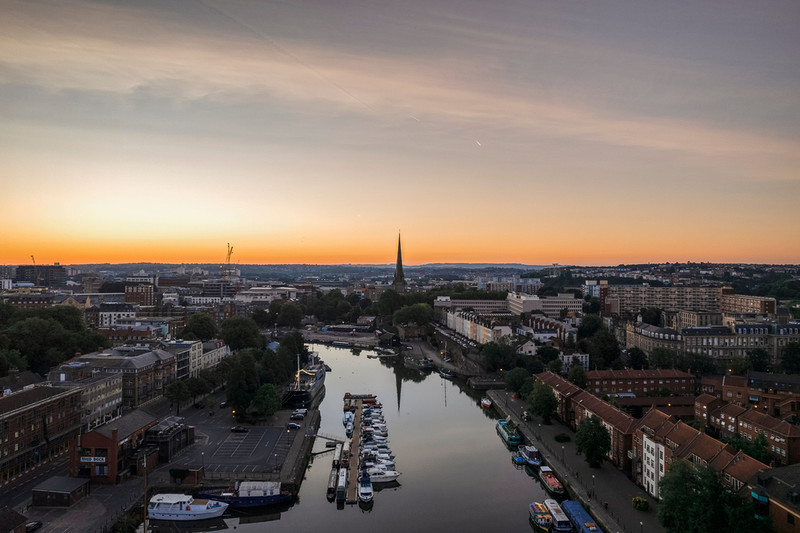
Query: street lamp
592 474 595 497
538 424 541 439
640 521 643 533
561 445 565 463
201 452 205 471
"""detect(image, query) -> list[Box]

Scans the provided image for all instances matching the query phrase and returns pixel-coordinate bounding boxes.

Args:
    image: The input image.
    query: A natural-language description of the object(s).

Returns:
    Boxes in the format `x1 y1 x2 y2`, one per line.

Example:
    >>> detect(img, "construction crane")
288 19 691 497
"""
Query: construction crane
31 255 41 286
221 243 234 280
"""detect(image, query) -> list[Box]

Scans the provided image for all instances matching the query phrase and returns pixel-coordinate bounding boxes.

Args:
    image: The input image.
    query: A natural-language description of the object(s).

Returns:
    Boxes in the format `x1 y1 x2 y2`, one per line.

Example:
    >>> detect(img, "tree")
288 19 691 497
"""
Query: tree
505 367 530 394
748 349 770 373
529 380 558 423
186 376 211 402
164 381 190 414
277 303 303 328
567 364 587 389
537 346 561 363
393 303 434 326
252 383 281 416
588 326 620 368
377 290 405 317
782 342 800 374
575 415 611 467
221 316 264 351
651 347 678 369
577 314 602 339
658 461 773 533
626 347 648 370
547 358 563 374
251 309 271 328
481 341 517 372
182 313 217 341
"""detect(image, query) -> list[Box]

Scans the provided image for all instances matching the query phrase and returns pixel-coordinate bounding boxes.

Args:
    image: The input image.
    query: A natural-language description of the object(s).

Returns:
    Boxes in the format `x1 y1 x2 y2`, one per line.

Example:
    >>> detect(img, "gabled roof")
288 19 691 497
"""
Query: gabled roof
636 407 675 435
695 393 721 408
739 409 800 437
535 371 582 397
716 403 747 419
721 451 768 485
722 375 748 388
682 432 728 463
663 420 701 454
573 391 637 434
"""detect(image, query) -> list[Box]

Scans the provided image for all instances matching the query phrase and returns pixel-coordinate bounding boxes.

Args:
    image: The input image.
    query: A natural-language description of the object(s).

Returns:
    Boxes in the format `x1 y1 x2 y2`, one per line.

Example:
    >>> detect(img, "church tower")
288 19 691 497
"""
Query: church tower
391 233 407 293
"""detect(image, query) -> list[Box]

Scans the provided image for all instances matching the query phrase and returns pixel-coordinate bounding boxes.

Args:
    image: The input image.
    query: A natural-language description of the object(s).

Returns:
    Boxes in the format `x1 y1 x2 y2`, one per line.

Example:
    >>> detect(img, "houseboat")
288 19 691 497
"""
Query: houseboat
528 501 553 533
544 499 573 532
561 500 603 533
539 466 565 496
147 494 228 521
496 418 522 446
198 481 291 509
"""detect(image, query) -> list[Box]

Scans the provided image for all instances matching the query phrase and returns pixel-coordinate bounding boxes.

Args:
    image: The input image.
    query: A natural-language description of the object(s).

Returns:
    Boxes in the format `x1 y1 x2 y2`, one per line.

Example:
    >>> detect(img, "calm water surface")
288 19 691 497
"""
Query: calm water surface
220 345 549 532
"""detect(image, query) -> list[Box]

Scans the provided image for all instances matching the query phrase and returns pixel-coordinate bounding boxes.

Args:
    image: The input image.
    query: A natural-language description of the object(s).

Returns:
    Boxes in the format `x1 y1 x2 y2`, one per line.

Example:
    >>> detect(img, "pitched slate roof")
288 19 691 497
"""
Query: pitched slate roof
535 371 582 397
739 409 800 437
573 391 637 433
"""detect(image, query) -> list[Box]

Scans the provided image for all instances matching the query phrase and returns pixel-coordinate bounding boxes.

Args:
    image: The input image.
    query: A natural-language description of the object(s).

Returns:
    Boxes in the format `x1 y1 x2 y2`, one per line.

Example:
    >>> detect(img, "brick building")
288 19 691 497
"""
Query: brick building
572 391 636 470
586 368 696 397
70 409 158 484
0 386 82 486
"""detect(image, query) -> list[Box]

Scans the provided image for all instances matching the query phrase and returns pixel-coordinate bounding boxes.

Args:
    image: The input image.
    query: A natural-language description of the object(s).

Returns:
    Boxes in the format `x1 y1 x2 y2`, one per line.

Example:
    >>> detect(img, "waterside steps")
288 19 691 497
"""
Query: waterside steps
345 400 363 504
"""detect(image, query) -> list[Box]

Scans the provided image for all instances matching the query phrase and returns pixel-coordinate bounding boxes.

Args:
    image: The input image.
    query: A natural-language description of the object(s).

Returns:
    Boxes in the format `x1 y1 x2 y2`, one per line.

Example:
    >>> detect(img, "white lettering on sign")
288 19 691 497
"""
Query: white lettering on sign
80 456 106 463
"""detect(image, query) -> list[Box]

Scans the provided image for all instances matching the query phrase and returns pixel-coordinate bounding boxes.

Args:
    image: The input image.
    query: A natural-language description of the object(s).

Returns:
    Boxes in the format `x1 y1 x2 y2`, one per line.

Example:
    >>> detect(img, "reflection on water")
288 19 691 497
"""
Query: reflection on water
171 344 548 532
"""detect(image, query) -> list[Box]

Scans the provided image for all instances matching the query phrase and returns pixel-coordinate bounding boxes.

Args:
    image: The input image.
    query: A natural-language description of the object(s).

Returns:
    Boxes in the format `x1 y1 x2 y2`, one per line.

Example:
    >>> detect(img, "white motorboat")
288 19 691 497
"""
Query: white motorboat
361 458 396 470
358 474 374 503
147 494 228 521
362 467 401 483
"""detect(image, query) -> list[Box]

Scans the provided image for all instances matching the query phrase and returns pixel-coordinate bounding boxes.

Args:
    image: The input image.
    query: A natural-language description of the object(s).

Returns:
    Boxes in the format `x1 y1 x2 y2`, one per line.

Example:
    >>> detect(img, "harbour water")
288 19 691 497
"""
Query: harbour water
209 344 550 532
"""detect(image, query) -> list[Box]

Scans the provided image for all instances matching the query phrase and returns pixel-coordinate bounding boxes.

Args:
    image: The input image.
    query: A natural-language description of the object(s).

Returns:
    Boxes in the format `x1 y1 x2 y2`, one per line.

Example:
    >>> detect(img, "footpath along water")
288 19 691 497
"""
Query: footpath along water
227 344 550 533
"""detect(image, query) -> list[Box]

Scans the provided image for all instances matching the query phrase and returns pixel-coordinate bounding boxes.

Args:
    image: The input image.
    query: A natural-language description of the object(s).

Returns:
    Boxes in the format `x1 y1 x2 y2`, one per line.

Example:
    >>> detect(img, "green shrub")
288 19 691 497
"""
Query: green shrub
632 496 649 511
554 433 571 443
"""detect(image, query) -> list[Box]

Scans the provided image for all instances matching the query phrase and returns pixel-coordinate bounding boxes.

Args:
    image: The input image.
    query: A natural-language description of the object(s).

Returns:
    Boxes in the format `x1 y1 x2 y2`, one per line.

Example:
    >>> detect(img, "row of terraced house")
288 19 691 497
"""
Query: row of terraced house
536 370 800 532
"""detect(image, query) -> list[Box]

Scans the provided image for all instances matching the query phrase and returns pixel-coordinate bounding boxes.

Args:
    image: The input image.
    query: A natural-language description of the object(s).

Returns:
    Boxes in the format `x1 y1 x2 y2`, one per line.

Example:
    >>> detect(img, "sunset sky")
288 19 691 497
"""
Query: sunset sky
1 0 799 266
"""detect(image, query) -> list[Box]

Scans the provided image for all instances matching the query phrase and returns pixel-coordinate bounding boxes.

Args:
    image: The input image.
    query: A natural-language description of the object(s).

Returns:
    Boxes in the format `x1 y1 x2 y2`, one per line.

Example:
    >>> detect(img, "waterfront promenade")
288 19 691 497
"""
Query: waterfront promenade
488 389 665 533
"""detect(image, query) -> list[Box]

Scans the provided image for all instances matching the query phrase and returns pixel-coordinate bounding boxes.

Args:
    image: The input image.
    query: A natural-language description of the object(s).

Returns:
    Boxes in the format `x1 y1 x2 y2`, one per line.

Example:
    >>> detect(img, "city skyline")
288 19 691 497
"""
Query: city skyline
2 0 799 266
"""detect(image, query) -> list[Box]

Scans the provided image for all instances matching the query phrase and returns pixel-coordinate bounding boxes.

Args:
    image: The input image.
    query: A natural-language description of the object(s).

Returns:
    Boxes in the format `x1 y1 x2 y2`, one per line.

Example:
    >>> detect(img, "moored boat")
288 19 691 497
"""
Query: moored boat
358 474 374 503
197 481 290 508
544 499 573 532
148 494 228 521
481 397 492 408
561 500 603 533
539 466 565 496
284 352 326 408
518 445 543 467
362 466 401 483
496 418 522 446
528 501 553 533
438 368 455 379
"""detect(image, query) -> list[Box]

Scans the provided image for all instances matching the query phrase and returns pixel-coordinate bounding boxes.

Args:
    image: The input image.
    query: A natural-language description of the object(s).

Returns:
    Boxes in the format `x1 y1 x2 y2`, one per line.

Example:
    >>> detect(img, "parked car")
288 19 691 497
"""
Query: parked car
293 408 308 415
231 426 248 433
286 423 301 430
219 401 227 408
26 522 43 533
193 402 205 409
290 413 305 420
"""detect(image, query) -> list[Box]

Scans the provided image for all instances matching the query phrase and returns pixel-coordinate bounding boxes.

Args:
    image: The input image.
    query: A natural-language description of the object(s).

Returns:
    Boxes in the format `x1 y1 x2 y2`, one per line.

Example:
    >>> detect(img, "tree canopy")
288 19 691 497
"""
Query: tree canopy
182 312 217 341
221 315 264 351
658 461 772 533
504 367 531 394
575 415 611 467
529 380 558 423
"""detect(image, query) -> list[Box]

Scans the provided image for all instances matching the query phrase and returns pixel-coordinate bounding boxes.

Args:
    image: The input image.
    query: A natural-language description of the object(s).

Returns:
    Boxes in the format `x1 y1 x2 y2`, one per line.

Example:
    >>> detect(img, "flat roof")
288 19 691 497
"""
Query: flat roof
32 476 90 494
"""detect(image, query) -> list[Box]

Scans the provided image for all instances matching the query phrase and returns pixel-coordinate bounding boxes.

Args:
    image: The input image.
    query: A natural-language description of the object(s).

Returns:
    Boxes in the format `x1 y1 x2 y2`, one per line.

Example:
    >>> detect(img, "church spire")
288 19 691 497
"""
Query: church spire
392 233 407 293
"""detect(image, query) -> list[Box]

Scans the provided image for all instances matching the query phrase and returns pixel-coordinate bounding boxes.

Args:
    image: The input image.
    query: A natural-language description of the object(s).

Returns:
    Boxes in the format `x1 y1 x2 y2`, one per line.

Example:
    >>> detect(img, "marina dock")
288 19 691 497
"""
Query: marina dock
344 400 363 504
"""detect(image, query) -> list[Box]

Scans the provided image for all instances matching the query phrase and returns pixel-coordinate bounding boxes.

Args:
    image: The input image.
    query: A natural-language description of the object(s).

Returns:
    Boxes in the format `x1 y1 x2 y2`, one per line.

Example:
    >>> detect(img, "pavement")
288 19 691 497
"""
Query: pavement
488 389 664 533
